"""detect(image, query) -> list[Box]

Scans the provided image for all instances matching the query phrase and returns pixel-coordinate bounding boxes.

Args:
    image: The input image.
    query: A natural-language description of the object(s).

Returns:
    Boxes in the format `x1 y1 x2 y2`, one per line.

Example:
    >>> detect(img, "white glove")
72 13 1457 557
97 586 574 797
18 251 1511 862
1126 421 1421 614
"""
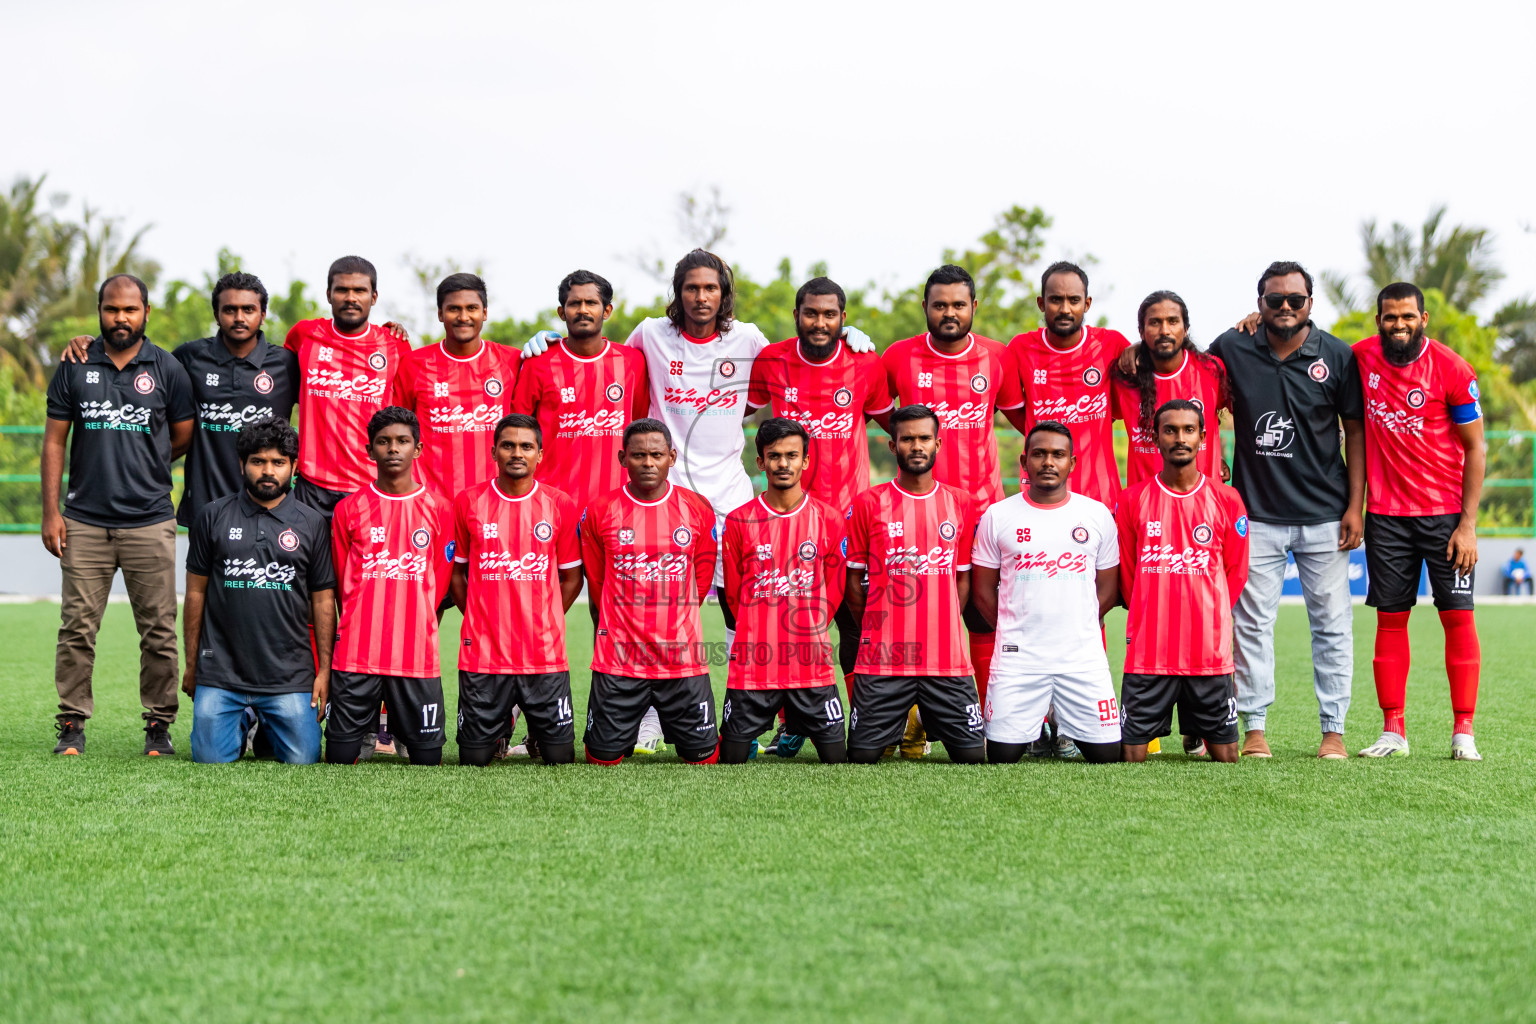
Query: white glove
521 330 561 359
842 324 875 353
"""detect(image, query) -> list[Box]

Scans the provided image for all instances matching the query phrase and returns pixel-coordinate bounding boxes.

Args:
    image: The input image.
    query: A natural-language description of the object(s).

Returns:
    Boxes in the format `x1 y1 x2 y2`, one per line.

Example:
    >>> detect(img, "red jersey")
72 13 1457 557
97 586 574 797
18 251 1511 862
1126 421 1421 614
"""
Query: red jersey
390 340 518 505
581 482 718 678
748 339 894 516
331 482 452 678
1007 326 1130 507
881 333 1022 517
1115 476 1249 676
452 479 580 675
285 319 412 493
722 493 848 689
1354 336 1481 517
846 480 975 677
1111 350 1227 486
510 339 649 515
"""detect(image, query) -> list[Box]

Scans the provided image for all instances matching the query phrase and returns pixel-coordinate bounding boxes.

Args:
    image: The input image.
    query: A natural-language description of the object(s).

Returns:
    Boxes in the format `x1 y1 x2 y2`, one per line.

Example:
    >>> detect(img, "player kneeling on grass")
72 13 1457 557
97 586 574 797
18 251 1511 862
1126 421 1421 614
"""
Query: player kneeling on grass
970 421 1123 764
450 414 583 765
183 418 336 763
719 418 849 763
843 405 986 764
325 407 452 766
580 419 721 764
1115 401 1250 762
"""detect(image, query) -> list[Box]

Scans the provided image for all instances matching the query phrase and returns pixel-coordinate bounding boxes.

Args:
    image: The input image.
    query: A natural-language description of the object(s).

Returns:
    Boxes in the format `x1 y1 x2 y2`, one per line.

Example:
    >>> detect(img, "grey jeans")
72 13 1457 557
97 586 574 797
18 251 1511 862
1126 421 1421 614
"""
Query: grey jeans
1232 520 1353 734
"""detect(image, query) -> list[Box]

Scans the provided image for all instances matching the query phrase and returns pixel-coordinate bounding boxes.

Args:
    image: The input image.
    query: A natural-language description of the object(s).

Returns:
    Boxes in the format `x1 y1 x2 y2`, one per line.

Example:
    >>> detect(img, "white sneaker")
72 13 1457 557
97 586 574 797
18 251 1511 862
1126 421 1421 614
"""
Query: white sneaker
1451 733 1483 761
633 735 665 756
1358 731 1410 758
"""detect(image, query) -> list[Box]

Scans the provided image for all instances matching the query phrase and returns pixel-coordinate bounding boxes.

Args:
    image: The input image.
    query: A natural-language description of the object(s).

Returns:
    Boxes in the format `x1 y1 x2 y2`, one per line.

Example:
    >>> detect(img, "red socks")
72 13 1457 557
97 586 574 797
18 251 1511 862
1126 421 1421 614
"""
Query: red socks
1440 609 1480 735
970 633 995 709
1373 610 1411 736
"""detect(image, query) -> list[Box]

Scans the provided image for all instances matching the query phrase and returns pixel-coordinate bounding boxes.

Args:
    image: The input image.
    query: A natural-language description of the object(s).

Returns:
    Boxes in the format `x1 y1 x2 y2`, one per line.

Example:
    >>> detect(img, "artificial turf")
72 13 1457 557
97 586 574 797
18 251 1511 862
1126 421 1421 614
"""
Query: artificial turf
1 601 1532 1023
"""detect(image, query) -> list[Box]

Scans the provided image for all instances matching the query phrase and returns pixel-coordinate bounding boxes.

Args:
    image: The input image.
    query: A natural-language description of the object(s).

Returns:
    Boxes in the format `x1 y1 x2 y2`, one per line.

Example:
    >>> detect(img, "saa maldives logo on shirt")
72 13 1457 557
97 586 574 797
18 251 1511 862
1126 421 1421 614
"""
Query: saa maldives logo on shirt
718 360 736 379
254 372 274 395
1406 388 1426 409
833 387 853 408
938 520 957 541
533 520 553 542
368 352 388 372
797 540 818 562
969 374 988 394
1192 523 1213 545
484 377 504 398
1308 359 1330 382
606 383 624 402
1082 367 1102 387
278 529 300 552
133 372 156 395
1071 525 1090 545
411 527 431 550
672 525 693 547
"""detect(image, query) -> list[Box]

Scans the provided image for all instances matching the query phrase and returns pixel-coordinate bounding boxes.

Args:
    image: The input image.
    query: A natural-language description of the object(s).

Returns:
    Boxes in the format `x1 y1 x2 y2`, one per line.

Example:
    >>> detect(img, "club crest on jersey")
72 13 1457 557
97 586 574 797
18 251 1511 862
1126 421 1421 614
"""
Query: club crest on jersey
606 382 624 402
368 352 388 372
833 387 853 408
1406 387 1426 409
718 360 737 378
672 525 693 547
797 540 818 562
1071 525 1090 545
969 373 988 394
133 372 155 395
1082 367 1102 387
444 540 455 562
278 529 300 552
618 528 635 545
1308 359 1330 382
1235 515 1249 537
1468 380 1480 399
254 372 274 395
484 377 504 398
1192 523 1213 546
411 527 431 550
939 520 957 541
534 520 553 542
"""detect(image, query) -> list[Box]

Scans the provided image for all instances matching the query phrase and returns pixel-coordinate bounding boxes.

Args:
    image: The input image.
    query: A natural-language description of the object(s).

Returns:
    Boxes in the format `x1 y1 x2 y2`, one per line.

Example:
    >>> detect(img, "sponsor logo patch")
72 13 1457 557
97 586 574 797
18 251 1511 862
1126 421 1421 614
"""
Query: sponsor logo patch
606 382 624 402
618 528 634 545
1082 366 1102 387
672 525 692 547
533 520 553 542
938 520 957 541
133 372 156 395
833 387 853 408
484 377 504 398
797 540 818 562
1192 523 1213 545
368 352 388 372
1071 525 1090 545
1235 515 1249 537
1406 387 1426 409
278 529 300 552
1308 359 1330 382
411 527 431 550
1469 380 1480 399
969 373 988 394
718 360 736 378
254 372 274 395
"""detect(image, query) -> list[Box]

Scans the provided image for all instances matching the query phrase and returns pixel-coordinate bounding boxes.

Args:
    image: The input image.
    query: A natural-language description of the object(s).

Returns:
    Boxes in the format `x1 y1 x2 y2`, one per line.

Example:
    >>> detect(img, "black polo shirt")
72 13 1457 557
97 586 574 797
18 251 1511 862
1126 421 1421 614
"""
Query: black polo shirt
172 332 300 526
45 337 196 529
1209 322 1365 526
186 490 336 695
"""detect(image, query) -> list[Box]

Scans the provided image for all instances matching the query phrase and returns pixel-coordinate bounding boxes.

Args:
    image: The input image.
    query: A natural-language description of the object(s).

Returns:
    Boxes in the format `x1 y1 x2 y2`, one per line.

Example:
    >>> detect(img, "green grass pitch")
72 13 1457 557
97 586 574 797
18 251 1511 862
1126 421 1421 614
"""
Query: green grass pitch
2 602 1533 1023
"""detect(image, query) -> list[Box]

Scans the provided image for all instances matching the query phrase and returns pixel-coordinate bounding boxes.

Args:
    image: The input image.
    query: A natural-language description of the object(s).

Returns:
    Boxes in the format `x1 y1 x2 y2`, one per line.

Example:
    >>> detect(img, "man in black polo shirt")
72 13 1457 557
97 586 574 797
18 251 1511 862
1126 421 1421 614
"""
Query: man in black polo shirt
1207 261 1365 760
64 271 300 525
184 418 336 763
43 274 195 756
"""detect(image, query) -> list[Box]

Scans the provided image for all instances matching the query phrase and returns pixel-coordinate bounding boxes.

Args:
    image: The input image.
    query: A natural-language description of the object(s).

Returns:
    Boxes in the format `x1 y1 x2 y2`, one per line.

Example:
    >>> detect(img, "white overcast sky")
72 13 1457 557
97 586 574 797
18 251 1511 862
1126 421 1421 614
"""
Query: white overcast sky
10 0 1535 340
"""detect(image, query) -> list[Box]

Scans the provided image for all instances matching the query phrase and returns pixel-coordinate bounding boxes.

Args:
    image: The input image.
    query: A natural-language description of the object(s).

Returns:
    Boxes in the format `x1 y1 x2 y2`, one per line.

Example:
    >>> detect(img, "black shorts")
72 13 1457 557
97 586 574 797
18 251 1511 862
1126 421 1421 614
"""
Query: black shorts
327 671 446 749
584 672 717 758
1365 512 1475 612
1120 673 1238 746
457 671 574 748
848 674 984 753
722 685 845 744
292 477 350 519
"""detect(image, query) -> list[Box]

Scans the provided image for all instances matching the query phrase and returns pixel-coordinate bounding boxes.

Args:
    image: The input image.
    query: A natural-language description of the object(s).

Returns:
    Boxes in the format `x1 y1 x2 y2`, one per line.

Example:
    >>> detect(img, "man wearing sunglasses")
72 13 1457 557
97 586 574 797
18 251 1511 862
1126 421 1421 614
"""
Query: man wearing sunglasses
1205 261 1365 760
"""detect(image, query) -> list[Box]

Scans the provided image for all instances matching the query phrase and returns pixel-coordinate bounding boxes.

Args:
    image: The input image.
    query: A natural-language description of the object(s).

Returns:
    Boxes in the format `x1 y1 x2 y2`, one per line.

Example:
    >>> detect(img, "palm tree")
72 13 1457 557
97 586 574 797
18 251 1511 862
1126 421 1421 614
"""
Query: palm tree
1322 205 1504 315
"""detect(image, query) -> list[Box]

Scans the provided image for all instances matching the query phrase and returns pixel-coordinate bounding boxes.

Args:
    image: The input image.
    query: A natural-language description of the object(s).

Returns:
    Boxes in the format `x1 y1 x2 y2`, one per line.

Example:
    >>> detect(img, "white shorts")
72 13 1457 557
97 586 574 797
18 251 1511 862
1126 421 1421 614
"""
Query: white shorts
984 662 1122 744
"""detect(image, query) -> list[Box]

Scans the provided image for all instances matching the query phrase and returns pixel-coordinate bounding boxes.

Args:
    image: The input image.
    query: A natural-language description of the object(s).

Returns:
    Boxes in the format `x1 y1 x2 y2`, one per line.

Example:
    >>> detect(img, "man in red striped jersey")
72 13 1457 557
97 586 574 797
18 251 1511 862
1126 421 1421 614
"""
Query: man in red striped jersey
1111 291 1227 488
450 414 583 766
511 270 650 519
1115 400 1250 763
1353 283 1487 761
579 418 720 764
720 418 849 764
325 407 452 765
390 273 518 510
843 405 986 764
285 256 413 517
881 266 1027 744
